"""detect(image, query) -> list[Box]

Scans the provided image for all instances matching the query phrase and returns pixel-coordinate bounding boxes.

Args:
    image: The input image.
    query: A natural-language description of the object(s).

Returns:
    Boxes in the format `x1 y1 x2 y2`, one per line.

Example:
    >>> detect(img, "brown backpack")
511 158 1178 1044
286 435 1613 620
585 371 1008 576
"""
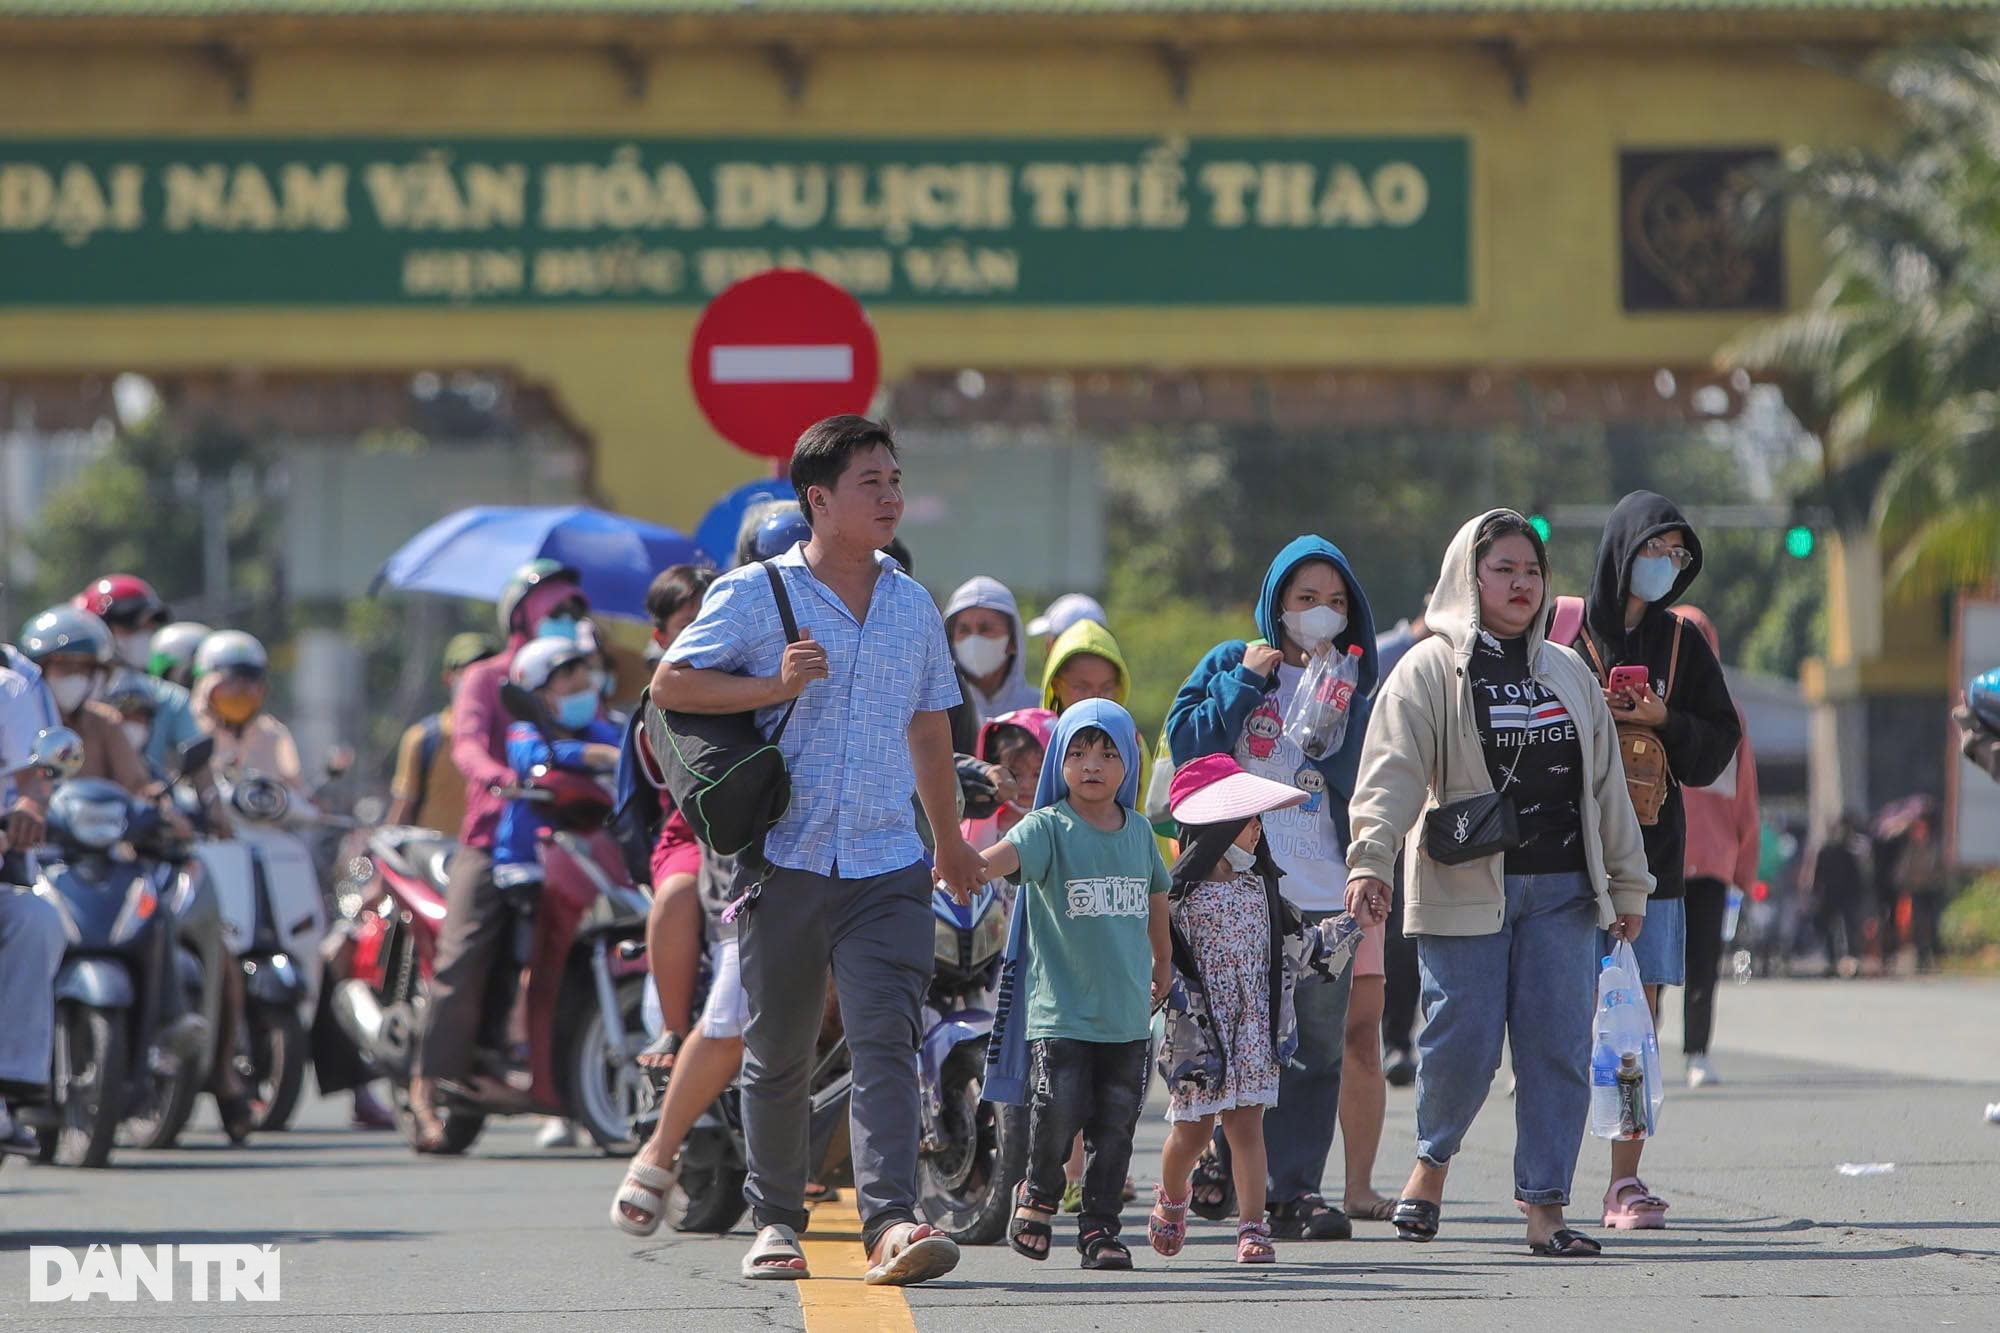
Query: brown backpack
1575 613 1682 827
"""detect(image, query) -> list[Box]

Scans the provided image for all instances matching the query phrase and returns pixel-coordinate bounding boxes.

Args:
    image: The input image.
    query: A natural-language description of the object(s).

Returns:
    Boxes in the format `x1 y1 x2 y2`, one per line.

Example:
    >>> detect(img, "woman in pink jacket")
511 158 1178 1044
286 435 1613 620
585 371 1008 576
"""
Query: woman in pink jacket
1670 606 1760 1090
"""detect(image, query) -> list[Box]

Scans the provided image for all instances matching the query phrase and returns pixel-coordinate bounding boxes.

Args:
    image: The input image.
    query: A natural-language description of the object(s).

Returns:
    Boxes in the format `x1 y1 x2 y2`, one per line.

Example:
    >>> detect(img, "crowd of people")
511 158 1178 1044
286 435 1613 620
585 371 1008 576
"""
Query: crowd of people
9 408 1977 1286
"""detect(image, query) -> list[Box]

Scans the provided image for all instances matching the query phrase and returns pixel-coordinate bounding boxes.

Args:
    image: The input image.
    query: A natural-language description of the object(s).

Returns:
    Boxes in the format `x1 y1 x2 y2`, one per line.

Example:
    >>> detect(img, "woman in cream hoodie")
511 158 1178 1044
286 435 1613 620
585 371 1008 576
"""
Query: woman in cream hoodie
1344 510 1652 1259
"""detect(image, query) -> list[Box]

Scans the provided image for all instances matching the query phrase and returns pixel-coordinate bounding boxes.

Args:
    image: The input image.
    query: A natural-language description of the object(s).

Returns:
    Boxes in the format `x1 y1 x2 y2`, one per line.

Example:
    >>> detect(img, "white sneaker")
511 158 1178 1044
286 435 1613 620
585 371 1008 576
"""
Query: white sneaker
535 1118 578 1149
1984 1102 2000 1125
1687 1055 1719 1089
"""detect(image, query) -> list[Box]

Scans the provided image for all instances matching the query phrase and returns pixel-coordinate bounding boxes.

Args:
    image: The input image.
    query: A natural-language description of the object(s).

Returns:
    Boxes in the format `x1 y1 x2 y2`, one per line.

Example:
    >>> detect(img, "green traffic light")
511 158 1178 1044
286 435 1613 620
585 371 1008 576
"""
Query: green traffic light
1529 514 1552 541
1785 526 1815 559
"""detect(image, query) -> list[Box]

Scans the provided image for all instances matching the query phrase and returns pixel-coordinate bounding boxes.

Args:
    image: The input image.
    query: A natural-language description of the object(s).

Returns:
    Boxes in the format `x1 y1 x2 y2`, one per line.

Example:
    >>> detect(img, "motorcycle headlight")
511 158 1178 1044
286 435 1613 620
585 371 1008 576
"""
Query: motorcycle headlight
63 796 129 850
969 899 1009 970
933 913 960 968
109 874 160 945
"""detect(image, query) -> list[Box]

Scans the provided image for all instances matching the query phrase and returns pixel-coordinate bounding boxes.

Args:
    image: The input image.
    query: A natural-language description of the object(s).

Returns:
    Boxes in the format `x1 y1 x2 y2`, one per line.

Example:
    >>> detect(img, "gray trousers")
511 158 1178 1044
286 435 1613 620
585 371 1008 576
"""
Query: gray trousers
0 886 66 1097
415 846 502 1084
738 860 932 1252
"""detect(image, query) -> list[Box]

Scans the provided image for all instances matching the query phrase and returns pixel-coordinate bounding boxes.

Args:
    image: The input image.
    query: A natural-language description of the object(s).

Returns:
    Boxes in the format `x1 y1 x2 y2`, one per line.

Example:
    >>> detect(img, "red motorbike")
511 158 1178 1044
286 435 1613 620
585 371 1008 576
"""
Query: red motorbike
329 688 653 1155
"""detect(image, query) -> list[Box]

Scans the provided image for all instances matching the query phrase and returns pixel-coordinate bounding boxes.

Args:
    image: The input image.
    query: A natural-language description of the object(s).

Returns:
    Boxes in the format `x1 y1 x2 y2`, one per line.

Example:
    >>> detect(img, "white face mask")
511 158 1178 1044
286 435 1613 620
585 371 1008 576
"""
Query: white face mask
1281 606 1348 652
113 632 150 671
49 675 92 715
122 722 151 752
1223 842 1259 873
952 632 1011 681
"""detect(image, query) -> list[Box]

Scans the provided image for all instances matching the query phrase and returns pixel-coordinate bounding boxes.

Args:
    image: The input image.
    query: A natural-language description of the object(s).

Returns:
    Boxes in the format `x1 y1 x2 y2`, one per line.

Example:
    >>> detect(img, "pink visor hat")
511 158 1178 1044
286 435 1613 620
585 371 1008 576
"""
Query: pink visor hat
1167 754 1308 826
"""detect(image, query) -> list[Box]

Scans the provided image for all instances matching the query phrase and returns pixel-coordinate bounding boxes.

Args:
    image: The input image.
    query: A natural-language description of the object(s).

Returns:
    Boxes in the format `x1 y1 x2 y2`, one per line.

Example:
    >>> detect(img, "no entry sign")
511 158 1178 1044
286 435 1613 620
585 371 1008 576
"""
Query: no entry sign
688 270 882 461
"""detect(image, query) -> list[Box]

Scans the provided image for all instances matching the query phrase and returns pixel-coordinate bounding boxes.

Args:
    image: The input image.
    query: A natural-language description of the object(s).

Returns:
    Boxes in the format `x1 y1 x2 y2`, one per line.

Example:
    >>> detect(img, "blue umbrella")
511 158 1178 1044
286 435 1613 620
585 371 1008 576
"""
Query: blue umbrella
372 505 706 622
694 477 793 569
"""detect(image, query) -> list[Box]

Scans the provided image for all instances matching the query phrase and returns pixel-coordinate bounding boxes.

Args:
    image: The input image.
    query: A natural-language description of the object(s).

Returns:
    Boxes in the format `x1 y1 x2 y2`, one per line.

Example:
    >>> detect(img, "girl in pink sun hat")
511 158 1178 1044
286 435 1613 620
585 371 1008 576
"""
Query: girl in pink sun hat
1149 755 1364 1265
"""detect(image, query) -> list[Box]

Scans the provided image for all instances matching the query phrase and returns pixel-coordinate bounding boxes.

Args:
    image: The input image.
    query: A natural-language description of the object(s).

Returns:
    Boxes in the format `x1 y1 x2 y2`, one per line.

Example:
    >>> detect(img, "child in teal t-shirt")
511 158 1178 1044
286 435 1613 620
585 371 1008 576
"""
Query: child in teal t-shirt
974 699 1168 1271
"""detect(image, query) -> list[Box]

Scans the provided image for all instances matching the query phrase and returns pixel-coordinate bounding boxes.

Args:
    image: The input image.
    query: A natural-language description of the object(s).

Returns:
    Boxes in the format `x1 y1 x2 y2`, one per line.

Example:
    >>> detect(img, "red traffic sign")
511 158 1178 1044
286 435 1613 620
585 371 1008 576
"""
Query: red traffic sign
688 270 882 461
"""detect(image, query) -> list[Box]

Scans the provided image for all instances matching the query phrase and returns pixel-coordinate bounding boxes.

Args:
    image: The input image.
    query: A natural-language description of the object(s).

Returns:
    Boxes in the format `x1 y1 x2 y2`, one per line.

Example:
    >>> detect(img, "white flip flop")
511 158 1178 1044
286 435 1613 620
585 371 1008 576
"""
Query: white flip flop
741 1224 810 1281
609 1159 678 1237
864 1223 959 1287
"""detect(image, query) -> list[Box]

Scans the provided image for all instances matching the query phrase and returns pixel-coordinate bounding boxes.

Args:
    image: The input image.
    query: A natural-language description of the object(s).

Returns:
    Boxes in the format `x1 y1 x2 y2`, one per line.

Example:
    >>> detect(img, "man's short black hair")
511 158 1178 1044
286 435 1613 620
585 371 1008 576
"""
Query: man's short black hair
790 414 898 527
645 563 715 629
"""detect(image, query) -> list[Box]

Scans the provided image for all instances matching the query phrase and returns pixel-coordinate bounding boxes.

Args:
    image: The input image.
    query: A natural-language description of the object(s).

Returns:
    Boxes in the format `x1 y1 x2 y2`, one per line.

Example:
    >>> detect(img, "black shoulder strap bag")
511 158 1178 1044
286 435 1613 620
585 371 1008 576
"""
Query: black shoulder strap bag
643 561 804 862
1421 667 1524 867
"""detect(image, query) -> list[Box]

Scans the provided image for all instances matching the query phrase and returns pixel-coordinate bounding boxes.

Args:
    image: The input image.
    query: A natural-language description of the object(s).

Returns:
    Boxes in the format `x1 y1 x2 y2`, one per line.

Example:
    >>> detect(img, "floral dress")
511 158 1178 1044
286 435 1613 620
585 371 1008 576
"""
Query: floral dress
1166 872 1280 1121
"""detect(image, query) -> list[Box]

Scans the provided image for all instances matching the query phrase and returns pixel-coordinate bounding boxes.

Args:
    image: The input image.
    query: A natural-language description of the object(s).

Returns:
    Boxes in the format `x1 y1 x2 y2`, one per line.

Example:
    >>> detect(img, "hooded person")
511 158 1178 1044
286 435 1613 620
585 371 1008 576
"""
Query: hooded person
1162 535 1378 1240
1343 508 1652 1258
962 707 1056 852
944 577 1041 723
1041 619 1130 715
972 698 1169 1269
1555 490 1740 1229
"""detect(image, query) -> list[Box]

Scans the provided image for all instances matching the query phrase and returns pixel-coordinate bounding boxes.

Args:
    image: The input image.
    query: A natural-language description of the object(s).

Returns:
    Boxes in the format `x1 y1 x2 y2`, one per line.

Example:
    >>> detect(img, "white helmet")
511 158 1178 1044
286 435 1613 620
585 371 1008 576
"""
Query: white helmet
509 636 592 692
194 629 268 678
149 621 212 680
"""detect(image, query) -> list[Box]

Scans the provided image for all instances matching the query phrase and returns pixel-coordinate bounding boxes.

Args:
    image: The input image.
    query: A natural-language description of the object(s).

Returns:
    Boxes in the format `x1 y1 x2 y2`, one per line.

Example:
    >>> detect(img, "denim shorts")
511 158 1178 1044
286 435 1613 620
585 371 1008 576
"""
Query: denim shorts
1604 895 1687 987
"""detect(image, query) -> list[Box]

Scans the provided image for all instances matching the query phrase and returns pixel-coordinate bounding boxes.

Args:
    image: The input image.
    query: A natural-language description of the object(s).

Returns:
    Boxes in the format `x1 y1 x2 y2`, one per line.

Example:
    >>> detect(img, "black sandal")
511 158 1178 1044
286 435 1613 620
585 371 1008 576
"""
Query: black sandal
1189 1150 1235 1222
1529 1227 1603 1258
1007 1182 1054 1262
634 1031 682 1097
216 1092 255 1146
1392 1198 1441 1243
1269 1193 1353 1241
1079 1226 1133 1271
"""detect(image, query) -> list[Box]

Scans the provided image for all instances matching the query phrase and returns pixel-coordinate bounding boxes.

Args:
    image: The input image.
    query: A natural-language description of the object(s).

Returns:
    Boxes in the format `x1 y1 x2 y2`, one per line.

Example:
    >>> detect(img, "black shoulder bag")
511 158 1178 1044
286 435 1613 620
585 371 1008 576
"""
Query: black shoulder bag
643 562 804 860
1421 677 1524 867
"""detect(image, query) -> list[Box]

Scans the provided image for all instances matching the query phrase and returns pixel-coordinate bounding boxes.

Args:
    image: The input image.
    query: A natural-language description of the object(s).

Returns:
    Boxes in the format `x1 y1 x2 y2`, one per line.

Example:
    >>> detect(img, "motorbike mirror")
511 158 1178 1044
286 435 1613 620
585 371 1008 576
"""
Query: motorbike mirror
30 726 86 780
176 735 215 780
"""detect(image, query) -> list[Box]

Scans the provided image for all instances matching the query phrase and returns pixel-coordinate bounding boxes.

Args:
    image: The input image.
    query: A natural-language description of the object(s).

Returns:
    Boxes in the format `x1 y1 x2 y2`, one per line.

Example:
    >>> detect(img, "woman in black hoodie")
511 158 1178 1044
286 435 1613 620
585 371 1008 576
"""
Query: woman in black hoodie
1559 491 1740 1231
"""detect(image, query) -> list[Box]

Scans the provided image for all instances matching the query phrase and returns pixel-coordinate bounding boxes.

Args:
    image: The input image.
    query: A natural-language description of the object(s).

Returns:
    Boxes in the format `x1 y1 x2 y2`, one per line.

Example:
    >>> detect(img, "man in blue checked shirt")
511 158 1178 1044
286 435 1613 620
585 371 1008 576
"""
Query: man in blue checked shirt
655 414 987 1289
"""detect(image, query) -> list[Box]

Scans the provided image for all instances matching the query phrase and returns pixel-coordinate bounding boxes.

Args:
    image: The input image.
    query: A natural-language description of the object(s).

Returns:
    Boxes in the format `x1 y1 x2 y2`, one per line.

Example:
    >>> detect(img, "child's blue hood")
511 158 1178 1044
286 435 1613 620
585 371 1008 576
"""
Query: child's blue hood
1033 698 1143 812
1254 535 1380 698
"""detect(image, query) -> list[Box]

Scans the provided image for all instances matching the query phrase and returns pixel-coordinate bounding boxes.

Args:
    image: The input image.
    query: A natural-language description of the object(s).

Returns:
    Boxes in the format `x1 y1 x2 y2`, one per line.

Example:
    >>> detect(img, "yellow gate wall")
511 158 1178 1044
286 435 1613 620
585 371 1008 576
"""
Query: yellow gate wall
0 32 1890 526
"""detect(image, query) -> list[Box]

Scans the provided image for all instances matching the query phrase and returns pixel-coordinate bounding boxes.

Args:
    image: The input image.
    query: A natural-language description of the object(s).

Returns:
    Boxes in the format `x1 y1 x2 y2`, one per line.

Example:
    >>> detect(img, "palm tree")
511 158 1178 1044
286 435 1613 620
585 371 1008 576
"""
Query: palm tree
1723 40 2000 593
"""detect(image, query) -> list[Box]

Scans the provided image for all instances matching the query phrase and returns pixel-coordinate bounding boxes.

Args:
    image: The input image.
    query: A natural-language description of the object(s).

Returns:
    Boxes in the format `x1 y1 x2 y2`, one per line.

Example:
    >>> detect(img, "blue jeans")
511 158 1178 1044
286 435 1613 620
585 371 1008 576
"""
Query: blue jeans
1413 872 1597 1206
0 886 65 1096
1209 909 1353 1205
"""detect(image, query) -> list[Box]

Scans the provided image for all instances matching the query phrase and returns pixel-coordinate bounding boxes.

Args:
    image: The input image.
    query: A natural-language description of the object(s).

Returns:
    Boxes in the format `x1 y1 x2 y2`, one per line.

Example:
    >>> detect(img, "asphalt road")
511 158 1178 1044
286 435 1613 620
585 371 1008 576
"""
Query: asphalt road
4 977 1999 1331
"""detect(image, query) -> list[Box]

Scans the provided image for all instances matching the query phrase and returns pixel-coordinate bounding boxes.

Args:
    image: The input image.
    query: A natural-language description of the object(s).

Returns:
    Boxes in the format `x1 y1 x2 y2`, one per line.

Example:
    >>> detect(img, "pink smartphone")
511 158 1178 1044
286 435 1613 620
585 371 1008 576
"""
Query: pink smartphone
1607 665 1650 695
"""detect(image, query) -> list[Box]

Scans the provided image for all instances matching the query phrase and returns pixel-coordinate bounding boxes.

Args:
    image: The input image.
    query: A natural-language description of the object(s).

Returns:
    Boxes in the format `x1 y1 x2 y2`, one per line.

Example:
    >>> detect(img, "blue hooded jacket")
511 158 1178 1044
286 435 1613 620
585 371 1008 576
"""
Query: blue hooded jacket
985 698 1145 1105
1165 536 1379 850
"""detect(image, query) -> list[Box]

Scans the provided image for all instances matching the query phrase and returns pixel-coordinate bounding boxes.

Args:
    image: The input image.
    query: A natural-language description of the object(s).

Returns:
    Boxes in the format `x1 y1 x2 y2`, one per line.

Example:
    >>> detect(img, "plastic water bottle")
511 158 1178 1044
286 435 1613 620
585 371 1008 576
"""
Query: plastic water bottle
1616 1052 1649 1139
1289 645 1366 760
1723 885 1744 944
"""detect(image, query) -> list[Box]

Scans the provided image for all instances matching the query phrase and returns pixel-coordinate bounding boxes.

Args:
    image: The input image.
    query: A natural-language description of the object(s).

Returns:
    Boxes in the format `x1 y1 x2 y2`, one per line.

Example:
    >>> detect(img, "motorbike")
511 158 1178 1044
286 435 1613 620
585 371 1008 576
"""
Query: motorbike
23 730 217 1168
332 683 653 1155
190 774 334 1132
665 880 1023 1245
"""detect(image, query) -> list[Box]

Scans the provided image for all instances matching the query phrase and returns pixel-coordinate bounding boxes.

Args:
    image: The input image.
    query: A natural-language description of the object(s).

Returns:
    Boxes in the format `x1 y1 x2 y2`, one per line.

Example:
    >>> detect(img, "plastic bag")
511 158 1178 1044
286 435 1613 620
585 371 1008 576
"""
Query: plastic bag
1282 645 1363 761
1587 939 1664 1140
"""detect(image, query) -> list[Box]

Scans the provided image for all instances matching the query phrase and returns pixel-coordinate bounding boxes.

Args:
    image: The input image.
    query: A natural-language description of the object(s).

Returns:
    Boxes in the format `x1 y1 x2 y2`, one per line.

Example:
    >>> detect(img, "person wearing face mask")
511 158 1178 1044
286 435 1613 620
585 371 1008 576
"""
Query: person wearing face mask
17 607 153 796
75 575 209 779
1166 536 1380 1243
191 630 309 794
410 558 592 1151
1553 491 1740 1231
944 577 1041 724
492 637 623 874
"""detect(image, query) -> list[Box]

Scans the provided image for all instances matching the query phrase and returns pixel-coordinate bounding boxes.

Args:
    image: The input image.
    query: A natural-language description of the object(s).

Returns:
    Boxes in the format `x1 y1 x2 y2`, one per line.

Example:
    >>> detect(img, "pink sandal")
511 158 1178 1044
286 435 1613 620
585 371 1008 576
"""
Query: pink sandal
1149 1186 1189 1257
1601 1176 1669 1230
1236 1219 1276 1264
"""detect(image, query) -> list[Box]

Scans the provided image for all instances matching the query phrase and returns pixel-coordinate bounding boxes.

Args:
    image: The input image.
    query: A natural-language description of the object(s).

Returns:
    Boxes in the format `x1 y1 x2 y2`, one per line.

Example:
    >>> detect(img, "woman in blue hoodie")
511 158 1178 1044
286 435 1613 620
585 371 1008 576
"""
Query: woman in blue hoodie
1166 537 1379 1241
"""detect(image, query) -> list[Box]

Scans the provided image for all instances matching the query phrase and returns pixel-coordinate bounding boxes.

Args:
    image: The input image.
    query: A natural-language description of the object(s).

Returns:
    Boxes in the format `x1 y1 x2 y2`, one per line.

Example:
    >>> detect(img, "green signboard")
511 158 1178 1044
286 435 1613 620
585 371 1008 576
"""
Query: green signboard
0 137 1469 306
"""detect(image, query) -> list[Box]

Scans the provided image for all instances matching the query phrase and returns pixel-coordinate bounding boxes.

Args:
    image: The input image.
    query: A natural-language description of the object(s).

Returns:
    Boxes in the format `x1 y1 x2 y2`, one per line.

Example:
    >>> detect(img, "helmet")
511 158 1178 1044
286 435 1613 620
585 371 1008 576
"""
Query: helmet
510 636 592 692
17 606 114 667
443 631 501 674
734 501 811 567
73 574 171 629
194 629 269 679
1025 593 1108 643
497 559 582 637
101 678 157 717
148 621 212 680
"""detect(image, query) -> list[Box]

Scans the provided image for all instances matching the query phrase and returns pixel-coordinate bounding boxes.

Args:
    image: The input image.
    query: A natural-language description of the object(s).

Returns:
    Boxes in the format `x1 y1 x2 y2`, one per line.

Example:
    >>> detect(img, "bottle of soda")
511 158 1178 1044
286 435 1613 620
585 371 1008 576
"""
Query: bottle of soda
1297 645 1366 760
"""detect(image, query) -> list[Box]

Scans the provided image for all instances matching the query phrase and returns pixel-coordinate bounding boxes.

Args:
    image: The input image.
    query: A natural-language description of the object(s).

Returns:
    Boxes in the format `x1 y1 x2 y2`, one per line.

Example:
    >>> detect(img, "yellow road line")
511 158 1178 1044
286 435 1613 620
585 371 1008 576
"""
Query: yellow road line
796 1196 919 1333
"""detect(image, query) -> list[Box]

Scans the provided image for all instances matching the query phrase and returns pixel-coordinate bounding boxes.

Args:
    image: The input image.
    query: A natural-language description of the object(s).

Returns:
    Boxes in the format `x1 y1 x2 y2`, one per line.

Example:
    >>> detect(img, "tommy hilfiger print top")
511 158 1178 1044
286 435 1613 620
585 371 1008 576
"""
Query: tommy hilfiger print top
1470 631 1587 875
